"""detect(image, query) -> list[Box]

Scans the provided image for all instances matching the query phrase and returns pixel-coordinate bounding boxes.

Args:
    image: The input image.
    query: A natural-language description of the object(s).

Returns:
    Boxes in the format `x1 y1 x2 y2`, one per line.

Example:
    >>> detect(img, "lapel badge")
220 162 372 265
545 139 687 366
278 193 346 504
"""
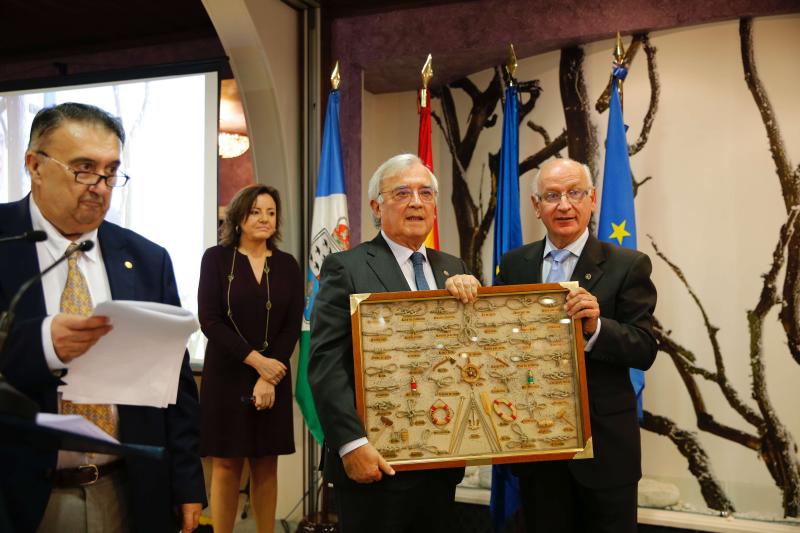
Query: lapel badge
585 273 591 280
443 270 450 277
124 261 133 269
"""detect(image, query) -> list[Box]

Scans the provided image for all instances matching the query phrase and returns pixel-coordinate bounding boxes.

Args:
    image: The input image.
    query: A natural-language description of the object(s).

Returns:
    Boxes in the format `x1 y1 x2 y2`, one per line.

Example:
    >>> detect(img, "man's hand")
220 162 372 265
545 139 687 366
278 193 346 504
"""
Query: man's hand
252 378 275 410
244 352 287 385
342 443 395 483
445 274 481 303
180 502 202 533
52 314 113 363
564 287 600 334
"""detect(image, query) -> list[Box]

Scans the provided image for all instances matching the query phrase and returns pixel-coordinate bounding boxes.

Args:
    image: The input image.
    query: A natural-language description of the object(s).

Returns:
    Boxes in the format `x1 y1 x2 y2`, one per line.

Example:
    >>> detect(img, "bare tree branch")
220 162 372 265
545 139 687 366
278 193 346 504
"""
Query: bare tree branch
655 319 762 448
648 235 763 426
594 34 645 113
526 120 551 145
560 46 598 177
628 35 660 156
740 17 800 367
520 131 567 176
747 206 800 515
641 410 736 512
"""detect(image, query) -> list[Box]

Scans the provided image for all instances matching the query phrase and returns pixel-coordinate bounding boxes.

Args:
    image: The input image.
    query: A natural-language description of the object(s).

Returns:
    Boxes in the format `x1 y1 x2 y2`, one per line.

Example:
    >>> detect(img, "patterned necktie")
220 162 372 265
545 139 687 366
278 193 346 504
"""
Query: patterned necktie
59 243 118 439
410 252 430 290
545 248 572 283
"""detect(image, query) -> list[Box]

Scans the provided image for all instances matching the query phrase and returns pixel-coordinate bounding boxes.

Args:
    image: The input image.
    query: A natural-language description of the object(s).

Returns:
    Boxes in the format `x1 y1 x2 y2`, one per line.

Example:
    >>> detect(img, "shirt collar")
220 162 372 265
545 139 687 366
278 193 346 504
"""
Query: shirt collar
544 228 589 260
381 230 428 266
29 195 101 263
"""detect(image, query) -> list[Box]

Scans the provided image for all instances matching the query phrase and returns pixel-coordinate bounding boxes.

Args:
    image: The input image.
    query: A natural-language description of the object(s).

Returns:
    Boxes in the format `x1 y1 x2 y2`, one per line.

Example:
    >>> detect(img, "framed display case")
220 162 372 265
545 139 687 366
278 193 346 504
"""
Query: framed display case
350 282 593 471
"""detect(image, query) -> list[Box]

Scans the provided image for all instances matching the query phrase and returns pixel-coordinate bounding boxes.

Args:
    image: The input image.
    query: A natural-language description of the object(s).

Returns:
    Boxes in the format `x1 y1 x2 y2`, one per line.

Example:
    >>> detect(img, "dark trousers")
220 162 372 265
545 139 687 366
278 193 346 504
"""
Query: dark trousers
519 462 637 533
334 474 458 533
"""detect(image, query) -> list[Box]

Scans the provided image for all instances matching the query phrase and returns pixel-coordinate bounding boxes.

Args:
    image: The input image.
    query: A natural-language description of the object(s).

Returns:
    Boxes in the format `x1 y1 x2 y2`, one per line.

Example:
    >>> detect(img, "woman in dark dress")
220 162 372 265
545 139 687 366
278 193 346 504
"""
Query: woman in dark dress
198 184 303 533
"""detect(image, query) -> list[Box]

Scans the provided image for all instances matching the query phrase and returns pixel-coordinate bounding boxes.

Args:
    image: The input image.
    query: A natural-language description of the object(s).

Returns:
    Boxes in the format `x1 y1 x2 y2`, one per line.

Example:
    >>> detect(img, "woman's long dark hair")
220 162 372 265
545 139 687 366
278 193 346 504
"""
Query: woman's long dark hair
219 184 282 249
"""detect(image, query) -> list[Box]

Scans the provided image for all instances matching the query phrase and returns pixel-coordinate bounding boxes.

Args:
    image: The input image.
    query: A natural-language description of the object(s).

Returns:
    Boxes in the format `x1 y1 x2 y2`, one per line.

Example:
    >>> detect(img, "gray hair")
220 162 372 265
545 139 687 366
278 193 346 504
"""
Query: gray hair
368 153 439 228
531 158 592 196
28 102 125 151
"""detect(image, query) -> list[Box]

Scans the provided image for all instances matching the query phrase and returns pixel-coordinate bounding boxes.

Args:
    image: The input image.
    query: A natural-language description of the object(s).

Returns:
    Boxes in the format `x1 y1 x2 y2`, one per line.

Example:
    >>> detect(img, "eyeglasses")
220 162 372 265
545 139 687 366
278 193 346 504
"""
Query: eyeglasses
37 151 130 188
379 186 436 204
536 189 592 205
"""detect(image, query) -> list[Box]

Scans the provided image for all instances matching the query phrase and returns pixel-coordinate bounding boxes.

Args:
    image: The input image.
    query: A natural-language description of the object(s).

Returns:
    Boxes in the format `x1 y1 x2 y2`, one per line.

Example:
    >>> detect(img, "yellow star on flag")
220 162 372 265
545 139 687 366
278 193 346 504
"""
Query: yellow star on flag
609 220 631 245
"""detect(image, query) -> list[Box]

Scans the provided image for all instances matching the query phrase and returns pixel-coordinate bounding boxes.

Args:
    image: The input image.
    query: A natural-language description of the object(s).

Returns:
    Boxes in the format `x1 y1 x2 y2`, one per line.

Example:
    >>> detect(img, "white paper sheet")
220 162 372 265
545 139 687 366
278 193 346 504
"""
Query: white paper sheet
59 300 199 408
36 413 120 444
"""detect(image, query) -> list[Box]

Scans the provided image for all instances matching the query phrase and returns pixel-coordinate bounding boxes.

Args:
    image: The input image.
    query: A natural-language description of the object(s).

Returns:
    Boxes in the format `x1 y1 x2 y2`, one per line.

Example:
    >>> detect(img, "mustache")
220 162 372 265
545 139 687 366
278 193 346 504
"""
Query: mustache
79 191 106 206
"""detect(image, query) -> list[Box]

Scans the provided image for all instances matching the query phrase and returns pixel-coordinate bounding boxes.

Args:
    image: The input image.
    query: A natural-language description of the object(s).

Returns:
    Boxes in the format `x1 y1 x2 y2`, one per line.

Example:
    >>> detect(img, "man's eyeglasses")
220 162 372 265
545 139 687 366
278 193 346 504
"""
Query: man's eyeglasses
379 186 436 204
536 189 592 205
37 151 130 188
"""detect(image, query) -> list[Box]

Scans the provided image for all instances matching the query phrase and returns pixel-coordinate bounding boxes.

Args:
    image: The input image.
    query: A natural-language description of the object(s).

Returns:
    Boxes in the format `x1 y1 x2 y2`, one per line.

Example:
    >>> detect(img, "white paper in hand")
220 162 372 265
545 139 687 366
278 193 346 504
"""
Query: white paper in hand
59 300 199 408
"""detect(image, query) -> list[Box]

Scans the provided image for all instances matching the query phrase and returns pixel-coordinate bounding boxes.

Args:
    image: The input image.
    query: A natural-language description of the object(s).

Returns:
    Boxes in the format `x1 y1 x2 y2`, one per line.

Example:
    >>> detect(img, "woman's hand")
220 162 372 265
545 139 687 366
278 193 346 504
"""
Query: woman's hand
244 351 287 384
252 378 275 410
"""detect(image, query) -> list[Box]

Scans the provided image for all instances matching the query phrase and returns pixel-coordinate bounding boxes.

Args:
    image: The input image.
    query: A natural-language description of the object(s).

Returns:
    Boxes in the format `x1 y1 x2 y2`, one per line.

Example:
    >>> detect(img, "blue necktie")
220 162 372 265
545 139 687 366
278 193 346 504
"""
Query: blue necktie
545 248 572 283
410 252 430 290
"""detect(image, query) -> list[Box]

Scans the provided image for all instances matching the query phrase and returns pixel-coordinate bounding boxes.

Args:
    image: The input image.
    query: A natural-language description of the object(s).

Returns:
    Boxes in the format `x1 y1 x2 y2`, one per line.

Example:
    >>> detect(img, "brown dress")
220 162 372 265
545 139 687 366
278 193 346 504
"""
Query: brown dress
198 245 303 457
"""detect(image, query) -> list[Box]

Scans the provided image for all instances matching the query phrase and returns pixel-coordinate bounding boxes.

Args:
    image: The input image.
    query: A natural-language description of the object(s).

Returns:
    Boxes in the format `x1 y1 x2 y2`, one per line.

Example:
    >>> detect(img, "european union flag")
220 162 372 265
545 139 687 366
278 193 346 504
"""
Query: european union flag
597 67 645 418
492 84 523 282
490 82 523 531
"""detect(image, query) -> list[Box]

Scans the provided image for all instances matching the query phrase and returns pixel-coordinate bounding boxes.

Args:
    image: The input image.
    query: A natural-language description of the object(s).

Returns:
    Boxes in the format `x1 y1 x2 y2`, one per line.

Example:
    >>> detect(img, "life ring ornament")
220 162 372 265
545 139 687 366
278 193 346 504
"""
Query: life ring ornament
429 399 453 426
492 398 517 422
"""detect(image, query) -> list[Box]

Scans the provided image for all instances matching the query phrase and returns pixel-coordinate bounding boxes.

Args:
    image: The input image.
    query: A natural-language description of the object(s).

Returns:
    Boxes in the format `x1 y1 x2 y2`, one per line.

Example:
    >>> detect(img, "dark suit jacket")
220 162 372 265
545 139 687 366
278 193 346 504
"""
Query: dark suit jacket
497 234 657 488
0 197 206 532
308 233 468 490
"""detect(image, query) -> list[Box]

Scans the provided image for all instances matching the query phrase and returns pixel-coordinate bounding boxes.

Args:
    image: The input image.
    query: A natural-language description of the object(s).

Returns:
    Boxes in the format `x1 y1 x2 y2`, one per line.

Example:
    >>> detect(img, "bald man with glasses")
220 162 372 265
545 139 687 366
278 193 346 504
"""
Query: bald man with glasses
495 158 657 533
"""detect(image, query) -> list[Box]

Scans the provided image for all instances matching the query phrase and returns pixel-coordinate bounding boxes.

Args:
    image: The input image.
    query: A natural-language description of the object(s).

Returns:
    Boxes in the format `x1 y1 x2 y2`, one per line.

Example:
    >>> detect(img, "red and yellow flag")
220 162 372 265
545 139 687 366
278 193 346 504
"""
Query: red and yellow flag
418 89 439 250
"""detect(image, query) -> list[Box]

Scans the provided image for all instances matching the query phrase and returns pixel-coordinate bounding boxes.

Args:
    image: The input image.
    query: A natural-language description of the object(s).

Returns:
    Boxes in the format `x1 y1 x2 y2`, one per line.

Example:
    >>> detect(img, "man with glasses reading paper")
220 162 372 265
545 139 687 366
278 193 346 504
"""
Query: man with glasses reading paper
0 103 205 533
495 158 657 533
308 154 480 532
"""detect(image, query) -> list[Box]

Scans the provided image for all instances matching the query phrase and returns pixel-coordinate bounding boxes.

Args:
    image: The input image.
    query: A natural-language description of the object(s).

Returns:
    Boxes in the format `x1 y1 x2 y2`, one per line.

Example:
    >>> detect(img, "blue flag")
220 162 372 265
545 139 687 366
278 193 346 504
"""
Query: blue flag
597 68 645 418
296 90 350 444
490 83 523 531
492 85 523 283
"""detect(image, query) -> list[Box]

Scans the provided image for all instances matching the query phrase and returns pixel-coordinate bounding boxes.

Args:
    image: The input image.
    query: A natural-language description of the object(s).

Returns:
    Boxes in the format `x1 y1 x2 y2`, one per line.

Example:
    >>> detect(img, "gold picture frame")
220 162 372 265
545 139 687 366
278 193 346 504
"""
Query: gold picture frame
350 283 593 471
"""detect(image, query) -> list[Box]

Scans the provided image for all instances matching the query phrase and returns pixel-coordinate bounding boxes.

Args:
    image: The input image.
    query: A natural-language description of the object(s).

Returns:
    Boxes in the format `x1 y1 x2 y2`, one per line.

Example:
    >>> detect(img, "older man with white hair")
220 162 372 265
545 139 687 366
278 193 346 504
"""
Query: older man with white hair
308 153 480 533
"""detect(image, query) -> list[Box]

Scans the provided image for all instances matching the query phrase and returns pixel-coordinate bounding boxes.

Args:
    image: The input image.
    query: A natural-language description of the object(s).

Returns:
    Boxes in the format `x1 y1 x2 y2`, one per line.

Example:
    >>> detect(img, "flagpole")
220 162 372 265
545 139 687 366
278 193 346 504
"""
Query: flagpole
296 61 345 533
614 33 625 109
418 53 440 250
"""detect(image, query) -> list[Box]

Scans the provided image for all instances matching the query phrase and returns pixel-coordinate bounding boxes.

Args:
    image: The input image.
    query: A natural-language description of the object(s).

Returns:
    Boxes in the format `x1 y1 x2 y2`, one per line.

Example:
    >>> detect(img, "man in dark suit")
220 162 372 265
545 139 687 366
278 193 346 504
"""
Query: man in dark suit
308 154 480 532
496 158 657 533
0 103 205 532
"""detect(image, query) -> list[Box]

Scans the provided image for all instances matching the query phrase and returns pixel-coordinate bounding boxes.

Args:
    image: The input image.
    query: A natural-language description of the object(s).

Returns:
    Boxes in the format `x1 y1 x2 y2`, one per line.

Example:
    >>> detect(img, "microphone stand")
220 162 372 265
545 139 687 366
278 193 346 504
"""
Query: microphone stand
0 240 93 419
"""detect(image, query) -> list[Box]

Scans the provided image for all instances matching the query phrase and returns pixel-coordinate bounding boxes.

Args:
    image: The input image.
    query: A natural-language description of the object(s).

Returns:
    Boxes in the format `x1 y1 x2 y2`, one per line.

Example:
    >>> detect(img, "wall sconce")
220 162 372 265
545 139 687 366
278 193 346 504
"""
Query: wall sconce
218 132 250 159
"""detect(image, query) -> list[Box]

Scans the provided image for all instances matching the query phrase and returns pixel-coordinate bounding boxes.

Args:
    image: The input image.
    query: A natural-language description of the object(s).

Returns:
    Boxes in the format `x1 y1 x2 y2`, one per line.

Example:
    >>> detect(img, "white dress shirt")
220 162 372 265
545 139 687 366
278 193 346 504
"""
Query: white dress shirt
29 196 118 466
339 232 439 458
542 228 601 351
30 196 112 370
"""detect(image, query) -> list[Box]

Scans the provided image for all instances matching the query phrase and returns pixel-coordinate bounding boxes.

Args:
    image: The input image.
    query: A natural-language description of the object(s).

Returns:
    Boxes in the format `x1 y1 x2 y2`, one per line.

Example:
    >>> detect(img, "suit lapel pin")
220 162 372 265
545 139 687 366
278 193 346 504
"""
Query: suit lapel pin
124 261 133 269
585 273 591 280
443 270 450 277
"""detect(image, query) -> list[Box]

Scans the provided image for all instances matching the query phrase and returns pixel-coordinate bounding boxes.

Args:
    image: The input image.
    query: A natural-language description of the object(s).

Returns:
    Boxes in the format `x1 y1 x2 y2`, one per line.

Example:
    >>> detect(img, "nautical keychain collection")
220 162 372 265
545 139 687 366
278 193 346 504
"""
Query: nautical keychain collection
357 291 585 462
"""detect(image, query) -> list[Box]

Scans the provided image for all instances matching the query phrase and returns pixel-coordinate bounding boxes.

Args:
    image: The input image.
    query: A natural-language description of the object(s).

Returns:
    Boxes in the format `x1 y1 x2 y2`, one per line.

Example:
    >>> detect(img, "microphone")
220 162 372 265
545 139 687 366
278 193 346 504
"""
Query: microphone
0 240 93 354
0 230 47 244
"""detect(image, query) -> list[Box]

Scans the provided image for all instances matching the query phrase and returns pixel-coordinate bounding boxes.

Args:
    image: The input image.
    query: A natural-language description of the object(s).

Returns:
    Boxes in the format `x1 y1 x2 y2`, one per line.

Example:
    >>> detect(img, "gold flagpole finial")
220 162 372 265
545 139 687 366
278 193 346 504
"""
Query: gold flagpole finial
420 54 433 108
506 44 518 81
613 33 625 64
421 54 433 89
612 34 624 109
331 61 341 91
